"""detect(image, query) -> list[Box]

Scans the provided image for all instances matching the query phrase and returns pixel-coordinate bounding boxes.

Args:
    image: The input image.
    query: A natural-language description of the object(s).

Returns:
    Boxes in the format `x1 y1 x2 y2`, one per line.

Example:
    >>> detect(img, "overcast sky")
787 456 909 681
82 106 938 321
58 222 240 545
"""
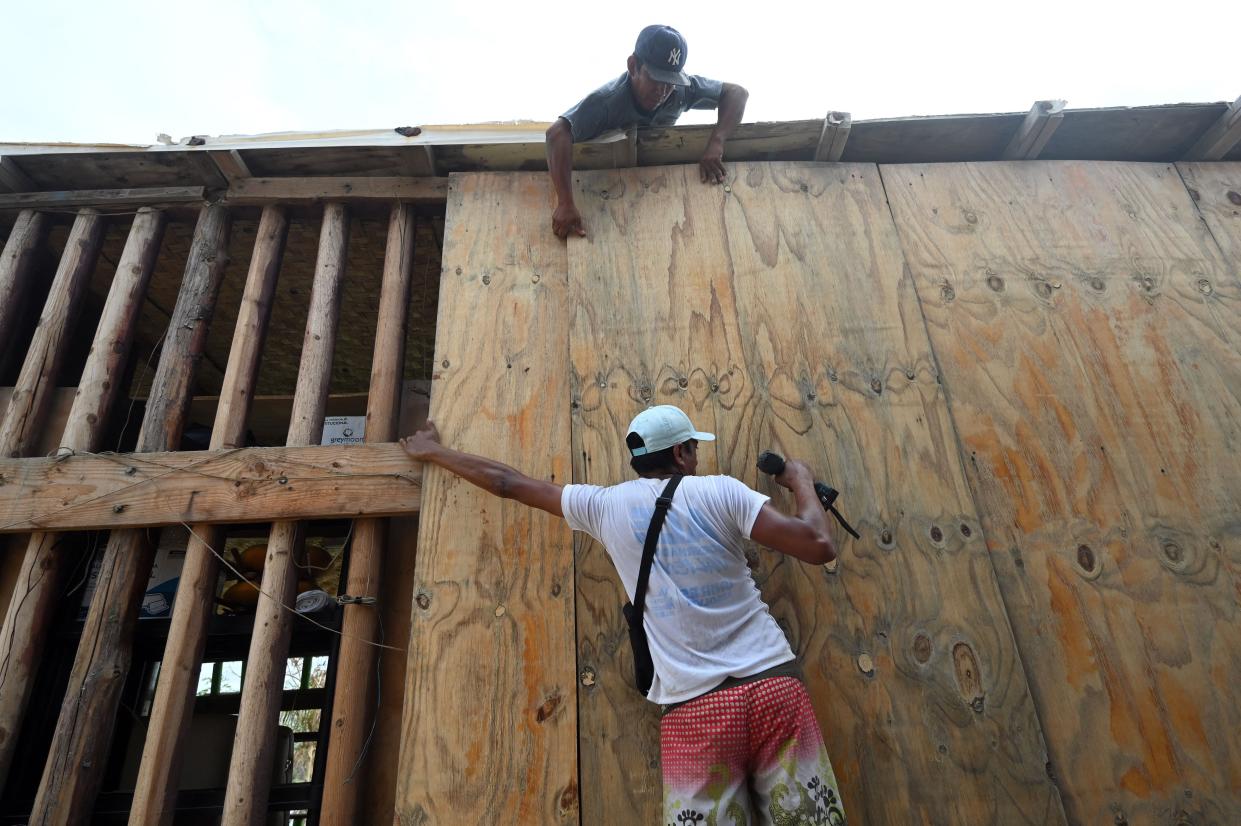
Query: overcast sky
3 0 1237 145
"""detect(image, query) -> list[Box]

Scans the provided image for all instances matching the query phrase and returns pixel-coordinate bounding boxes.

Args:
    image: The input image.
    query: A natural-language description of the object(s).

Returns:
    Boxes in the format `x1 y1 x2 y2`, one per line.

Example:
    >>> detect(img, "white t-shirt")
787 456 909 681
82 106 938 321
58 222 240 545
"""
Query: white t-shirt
561 475 795 704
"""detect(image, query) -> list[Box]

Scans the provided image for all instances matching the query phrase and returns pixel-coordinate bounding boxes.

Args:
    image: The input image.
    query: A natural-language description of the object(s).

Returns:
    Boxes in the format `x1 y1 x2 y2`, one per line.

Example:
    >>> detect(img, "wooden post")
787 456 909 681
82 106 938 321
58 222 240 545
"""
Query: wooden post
0 209 104 458
28 205 230 826
128 206 287 826
1182 94 1241 161
0 208 160 789
319 204 415 824
1002 99 1067 160
0 209 49 355
814 111 852 162
222 203 349 826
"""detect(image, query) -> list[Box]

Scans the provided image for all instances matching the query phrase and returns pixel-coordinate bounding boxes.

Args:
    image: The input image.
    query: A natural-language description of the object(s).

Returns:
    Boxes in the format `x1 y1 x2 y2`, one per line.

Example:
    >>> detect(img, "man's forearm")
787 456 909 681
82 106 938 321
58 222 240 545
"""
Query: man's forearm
546 122 576 206
791 480 830 532
421 443 523 499
708 84 749 146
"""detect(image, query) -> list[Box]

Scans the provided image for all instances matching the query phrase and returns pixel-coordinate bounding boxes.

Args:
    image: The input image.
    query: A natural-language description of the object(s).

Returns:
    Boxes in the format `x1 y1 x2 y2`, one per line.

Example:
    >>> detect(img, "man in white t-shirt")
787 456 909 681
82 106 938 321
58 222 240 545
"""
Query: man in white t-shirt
402 405 846 825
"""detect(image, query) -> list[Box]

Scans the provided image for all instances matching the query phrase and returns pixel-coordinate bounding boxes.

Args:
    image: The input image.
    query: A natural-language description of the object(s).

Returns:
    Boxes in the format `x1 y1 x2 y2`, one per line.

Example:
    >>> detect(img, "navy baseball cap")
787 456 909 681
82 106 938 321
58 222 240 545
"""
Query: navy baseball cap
634 25 690 86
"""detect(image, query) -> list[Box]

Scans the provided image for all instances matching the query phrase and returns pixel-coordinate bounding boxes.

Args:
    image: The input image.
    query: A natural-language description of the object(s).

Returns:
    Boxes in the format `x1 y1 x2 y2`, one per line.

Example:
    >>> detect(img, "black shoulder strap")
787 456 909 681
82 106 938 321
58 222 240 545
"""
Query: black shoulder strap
632 475 683 620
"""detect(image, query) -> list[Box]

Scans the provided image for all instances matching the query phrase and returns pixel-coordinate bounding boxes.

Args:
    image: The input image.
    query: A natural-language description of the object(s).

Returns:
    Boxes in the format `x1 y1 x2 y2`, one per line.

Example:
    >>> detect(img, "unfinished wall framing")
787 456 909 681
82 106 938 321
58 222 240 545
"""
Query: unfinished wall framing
0 196 443 826
1 151 1239 826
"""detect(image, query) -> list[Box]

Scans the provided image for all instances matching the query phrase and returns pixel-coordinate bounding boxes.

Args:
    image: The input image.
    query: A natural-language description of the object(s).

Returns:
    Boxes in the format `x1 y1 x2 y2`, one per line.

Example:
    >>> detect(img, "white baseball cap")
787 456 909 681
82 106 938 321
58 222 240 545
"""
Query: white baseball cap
626 405 715 456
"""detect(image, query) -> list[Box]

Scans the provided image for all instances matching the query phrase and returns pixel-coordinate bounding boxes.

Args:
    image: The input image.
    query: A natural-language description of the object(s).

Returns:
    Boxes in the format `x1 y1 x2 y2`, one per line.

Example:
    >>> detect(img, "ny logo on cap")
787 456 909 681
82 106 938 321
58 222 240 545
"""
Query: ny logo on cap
668 47 681 66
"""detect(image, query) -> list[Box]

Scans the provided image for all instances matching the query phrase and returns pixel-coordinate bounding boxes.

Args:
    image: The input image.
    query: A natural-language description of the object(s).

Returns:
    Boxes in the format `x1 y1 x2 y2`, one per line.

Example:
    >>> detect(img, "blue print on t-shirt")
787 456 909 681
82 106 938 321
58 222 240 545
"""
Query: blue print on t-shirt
631 506 737 616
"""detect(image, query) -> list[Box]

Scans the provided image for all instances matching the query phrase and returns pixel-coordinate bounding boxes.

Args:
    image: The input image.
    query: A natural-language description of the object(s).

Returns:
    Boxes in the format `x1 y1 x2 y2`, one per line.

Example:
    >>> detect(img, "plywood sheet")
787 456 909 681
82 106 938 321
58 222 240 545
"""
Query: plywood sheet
568 162 1062 824
883 160 1241 824
1178 162 1241 263
394 173 577 824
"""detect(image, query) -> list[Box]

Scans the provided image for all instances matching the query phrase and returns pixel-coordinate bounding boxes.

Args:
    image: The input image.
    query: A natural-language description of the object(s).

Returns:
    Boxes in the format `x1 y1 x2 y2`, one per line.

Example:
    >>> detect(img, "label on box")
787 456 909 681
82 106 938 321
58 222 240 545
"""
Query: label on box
80 527 188 619
321 415 365 446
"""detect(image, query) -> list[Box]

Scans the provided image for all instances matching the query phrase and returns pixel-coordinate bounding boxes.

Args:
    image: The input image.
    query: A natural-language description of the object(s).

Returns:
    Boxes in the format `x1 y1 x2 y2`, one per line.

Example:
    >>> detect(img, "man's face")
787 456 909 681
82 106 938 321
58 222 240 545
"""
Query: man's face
627 56 674 112
676 439 699 475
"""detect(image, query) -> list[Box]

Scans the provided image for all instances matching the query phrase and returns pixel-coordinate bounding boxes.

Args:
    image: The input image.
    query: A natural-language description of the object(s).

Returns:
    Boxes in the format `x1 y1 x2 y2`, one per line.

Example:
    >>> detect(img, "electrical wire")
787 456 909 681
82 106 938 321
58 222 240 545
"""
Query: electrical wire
180 521 404 653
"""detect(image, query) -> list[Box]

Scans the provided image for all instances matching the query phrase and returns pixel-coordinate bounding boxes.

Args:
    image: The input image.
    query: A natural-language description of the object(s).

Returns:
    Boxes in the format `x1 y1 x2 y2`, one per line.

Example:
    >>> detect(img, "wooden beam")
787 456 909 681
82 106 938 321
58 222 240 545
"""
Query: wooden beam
0 208 163 790
320 204 416 824
129 205 287 826
1001 99 1066 160
1182 95 1241 161
0 157 35 193
0 210 105 459
207 149 253 182
0 186 205 210
222 176 449 205
0 210 49 355
28 205 231 826
182 152 230 190
0 442 423 533
814 111 852 162
0 177 451 211
223 203 349 826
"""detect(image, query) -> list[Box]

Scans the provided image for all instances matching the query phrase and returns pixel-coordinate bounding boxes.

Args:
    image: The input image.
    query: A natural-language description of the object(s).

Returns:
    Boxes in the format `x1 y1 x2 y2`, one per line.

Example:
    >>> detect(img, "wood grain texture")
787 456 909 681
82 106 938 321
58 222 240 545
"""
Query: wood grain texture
394 174 577 825
224 203 348 826
1178 162 1241 262
568 162 1063 824
0 442 421 533
1182 98 1241 161
135 206 233 454
59 209 168 450
0 208 163 790
883 160 1241 825
0 210 48 354
0 388 72 633
29 204 231 826
222 176 449 205
321 203 415 824
358 382 428 826
129 204 286 826
0 209 105 459
209 206 289 448
0 186 204 210
0 157 36 193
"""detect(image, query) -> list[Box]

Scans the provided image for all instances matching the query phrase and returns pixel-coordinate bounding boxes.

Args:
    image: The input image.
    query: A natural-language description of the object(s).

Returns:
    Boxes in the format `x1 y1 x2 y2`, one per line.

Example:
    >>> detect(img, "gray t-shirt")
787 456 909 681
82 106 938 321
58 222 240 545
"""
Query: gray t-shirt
560 72 724 143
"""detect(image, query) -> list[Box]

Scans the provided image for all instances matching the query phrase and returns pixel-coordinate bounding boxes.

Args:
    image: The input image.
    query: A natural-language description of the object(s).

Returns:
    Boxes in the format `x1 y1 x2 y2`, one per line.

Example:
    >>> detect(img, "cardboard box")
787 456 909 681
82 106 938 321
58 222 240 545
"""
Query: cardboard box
81 527 188 619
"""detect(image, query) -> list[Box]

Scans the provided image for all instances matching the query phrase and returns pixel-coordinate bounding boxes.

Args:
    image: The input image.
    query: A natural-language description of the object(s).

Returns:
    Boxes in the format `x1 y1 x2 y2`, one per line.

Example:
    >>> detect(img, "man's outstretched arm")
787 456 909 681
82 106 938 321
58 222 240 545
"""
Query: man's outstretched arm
545 118 586 240
699 82 749 184
401 421 564 517
748 459 836 564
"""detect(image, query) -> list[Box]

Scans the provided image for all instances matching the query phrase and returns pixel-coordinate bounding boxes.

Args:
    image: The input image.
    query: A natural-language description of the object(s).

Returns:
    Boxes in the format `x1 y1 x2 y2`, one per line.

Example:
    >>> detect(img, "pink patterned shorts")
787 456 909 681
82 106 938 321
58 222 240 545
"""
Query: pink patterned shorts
660 676 845 826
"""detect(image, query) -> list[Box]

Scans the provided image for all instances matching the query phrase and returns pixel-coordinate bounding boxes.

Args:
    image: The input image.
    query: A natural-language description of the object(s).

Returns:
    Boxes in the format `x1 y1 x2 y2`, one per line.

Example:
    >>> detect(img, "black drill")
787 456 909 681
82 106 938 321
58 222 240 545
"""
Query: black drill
756 451 860 539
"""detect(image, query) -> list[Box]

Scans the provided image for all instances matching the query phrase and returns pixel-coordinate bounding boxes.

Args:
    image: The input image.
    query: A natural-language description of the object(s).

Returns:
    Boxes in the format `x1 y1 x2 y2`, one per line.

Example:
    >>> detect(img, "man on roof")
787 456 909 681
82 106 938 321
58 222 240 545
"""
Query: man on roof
545 25 749 239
